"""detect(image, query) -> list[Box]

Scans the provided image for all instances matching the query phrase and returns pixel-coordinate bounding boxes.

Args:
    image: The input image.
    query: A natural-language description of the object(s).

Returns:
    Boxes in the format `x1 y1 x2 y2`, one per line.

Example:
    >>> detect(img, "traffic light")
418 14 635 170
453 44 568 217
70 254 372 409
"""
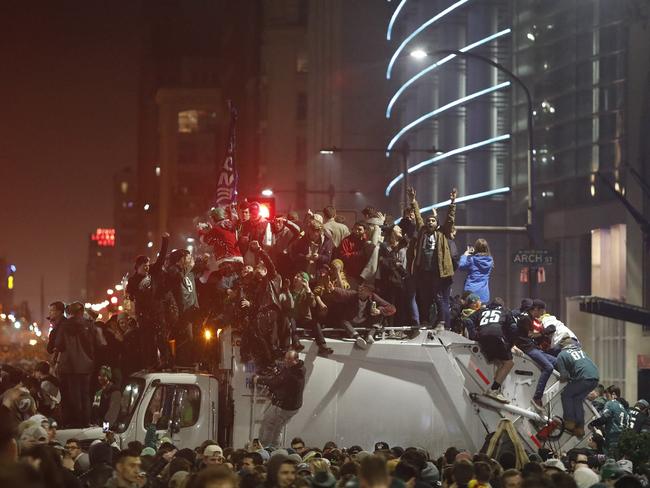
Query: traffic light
247 196 276 220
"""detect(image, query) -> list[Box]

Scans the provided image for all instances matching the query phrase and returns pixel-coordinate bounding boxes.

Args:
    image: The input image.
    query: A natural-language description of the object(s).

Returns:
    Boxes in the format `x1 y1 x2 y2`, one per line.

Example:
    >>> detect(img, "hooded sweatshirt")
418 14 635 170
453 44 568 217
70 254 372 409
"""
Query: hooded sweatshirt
54 316 96 375
458 254 493 303
79 442 114 488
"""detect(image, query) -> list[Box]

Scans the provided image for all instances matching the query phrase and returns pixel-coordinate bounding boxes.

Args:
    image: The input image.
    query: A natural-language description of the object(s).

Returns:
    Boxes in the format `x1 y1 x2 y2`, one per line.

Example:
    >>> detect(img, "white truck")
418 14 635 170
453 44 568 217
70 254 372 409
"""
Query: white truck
56 329 598 455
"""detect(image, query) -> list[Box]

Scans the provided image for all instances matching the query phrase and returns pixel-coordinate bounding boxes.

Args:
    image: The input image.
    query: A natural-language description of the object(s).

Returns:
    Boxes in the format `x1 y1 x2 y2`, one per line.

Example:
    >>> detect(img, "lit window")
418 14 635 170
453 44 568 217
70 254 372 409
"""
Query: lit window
178 110 218 133
155 166 161 177
121 181 128 194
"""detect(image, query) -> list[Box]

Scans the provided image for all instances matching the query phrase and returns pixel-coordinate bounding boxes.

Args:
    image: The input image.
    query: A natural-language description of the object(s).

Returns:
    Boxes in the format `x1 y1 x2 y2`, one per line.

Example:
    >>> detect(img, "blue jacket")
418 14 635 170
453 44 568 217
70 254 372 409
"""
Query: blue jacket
458 254 493 303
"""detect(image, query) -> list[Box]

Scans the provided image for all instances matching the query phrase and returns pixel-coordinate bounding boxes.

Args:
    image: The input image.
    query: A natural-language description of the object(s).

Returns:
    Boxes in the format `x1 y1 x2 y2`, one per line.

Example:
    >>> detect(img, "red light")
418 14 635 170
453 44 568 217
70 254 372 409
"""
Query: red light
91 228 116 247
259 204 270 219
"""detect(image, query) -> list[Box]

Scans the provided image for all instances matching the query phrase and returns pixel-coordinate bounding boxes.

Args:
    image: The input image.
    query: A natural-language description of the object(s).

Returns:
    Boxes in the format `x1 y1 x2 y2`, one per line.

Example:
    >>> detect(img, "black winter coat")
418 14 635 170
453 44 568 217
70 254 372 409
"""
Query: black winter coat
258 360 306 411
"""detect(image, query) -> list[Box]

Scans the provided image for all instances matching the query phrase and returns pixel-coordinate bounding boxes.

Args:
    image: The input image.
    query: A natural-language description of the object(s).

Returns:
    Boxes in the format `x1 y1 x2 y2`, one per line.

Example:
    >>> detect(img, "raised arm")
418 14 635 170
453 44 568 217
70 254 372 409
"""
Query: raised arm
251 240 277 278
408 187 425 231
441 188 457 236
151 233 170 273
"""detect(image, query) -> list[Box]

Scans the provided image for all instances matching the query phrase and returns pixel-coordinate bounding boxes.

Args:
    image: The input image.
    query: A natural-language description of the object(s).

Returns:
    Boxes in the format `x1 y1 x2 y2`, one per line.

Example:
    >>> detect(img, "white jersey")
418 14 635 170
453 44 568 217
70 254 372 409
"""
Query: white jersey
541 314 578 348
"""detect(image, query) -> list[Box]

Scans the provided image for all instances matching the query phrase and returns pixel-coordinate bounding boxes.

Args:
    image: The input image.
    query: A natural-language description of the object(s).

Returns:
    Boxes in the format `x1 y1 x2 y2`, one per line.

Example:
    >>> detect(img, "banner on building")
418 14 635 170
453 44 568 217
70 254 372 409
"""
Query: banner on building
215 101 238 206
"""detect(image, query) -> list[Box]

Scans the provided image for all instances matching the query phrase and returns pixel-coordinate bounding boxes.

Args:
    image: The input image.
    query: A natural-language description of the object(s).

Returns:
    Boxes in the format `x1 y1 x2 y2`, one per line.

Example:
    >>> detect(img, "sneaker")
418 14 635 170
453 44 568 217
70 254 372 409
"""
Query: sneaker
317 345 334 356
355 336 368 349
434 322 446 333
486 390 510 404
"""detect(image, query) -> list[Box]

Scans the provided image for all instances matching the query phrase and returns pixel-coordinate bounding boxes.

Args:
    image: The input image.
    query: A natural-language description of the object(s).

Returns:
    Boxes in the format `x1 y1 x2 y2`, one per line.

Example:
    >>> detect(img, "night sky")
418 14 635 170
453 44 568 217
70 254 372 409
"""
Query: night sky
0 3 140 317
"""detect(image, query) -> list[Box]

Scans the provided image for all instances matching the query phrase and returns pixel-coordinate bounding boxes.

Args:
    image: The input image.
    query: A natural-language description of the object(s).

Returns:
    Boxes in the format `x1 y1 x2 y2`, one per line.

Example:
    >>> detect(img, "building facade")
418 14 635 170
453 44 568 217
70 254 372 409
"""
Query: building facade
382 0 650 400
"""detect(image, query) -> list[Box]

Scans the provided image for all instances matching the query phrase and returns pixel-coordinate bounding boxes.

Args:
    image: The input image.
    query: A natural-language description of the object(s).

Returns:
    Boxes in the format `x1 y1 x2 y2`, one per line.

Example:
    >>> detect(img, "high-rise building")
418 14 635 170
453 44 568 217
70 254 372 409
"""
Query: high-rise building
385 0 514 310
114 167 139 283
511 0 650 400
259 0 395 218
135 1 261 249
382 0 650 399
85 228 116 302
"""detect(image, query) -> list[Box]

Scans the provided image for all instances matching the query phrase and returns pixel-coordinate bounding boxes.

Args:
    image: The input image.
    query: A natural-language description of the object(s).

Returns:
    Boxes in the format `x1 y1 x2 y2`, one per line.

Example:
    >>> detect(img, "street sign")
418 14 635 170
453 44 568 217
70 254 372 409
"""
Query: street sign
512 249 554 265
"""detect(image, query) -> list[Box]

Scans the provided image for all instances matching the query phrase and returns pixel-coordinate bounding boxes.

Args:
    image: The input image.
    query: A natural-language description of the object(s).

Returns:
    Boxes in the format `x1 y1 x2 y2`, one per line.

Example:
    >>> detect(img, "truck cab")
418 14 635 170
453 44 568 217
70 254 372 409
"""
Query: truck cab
57 371 219 450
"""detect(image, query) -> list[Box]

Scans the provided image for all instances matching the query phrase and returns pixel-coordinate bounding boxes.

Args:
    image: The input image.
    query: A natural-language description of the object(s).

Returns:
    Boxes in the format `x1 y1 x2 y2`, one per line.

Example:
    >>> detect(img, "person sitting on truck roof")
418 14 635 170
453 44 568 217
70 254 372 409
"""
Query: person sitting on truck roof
463 298 515 404
284 272 334 357
321 283 396 349
255 350 306 447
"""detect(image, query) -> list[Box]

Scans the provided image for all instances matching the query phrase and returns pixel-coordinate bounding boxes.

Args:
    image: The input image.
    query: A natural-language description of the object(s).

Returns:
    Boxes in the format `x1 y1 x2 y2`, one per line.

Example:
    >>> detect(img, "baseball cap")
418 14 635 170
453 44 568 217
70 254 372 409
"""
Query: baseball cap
466 294 481 306
374 441 390 451
203 445 223 457
312 470 336 488
532 299 546 310
141 447 156 457
520 298 533 311
98 365 112 379
617 459 633 474
543 458 566 472
20 424 48 445
347 445 363 455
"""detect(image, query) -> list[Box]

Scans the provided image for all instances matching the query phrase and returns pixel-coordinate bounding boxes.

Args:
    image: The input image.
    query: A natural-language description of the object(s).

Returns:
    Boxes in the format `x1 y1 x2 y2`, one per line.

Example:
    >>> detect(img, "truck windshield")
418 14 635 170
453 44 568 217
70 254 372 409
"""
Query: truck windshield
113 378 145 434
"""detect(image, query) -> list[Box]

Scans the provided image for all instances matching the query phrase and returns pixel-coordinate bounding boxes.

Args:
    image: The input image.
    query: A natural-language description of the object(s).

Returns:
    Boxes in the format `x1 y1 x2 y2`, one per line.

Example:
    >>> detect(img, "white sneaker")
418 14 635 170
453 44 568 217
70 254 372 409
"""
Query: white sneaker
355 336 368 349
486 390 510 404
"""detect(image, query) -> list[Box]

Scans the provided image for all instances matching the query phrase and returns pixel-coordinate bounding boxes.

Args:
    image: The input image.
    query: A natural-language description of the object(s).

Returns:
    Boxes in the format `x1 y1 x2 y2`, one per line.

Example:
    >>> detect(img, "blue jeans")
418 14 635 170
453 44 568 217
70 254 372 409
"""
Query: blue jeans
406 275 420 325
526 348 557 401
561 378 598 426
435 285 451 329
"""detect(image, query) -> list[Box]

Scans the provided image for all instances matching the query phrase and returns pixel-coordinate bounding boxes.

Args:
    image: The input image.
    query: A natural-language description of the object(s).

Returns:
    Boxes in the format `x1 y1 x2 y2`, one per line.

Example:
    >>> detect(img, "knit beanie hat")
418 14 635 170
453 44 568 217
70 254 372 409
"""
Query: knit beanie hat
98 365 112 380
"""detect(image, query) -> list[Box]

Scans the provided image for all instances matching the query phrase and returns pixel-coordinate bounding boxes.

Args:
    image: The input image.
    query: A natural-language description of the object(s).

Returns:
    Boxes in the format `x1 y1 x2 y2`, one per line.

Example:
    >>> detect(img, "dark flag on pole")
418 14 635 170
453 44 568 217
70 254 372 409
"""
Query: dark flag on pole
215 101 238 205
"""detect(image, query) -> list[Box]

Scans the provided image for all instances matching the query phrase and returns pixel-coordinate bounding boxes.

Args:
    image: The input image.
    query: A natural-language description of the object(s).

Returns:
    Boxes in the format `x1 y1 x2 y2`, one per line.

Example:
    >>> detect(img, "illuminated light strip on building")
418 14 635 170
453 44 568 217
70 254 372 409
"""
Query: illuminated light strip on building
386 28 512 117
384 134 511 196
386 81 510 154
386 0 470 80
386 0 408 40
394 187 511 223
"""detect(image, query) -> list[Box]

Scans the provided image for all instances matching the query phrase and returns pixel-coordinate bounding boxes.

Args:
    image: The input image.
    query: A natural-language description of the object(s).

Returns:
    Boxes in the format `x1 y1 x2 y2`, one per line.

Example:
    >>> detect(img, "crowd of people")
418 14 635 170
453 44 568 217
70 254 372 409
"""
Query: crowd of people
0 402 648 488
1 188 649 487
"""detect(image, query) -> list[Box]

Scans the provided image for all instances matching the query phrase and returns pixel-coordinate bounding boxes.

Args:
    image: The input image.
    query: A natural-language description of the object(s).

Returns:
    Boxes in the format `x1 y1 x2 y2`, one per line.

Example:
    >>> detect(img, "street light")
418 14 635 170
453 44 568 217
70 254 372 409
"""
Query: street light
432 48 537 294
261 188 274 197
410 49 428 60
